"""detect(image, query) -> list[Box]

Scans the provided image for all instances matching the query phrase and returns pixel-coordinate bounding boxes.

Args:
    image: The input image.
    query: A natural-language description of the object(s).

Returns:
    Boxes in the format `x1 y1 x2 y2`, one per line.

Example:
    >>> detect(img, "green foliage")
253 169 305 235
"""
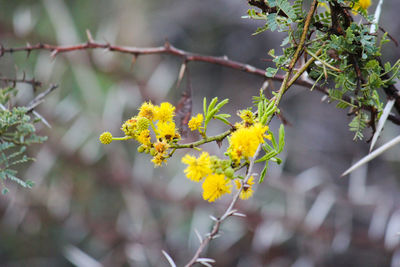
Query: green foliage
0 87 47 193
252 90 285 183
246 0 400 140
349 111 368 140
203 97 230 132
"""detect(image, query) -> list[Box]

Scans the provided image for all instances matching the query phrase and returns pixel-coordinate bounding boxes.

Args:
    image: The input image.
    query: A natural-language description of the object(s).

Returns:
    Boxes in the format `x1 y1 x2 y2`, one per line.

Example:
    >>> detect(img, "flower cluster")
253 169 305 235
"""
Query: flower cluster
100 96 282 203
182 151 255 202
228 110 271 166
181 109 272 202
99 101 181 167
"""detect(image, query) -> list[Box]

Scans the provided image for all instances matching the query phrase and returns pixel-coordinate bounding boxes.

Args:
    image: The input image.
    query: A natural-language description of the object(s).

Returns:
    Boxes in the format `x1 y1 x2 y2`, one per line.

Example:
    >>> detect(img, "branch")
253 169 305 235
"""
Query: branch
0 39 335 98
184 145 263 267
0 76 42 89
2 36 400 126
185 3 318 265
25 84 59 112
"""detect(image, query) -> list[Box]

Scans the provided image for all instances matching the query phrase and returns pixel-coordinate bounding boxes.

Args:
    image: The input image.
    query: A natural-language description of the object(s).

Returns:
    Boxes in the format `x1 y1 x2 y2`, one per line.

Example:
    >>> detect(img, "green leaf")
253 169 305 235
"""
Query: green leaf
255 150 277 163
259 161 269 183
214 114 231 125
207 97 219 115
269 130 278 150
270 157 282 164
278 124 285 153
215 98 229 111
266 67 278 78
203 97 207 117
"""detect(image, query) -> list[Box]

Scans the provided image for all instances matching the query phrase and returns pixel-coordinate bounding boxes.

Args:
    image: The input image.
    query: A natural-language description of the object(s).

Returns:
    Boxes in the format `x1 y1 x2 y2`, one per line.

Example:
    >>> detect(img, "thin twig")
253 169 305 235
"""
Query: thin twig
25 84 59 112
0 76 42 89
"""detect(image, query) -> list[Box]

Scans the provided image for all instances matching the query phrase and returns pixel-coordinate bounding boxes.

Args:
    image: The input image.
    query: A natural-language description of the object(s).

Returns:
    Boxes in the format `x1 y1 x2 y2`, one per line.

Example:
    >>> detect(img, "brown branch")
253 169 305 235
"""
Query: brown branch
25 84 58 112
1 41 272 79
0 76 42 89
1 39 400 125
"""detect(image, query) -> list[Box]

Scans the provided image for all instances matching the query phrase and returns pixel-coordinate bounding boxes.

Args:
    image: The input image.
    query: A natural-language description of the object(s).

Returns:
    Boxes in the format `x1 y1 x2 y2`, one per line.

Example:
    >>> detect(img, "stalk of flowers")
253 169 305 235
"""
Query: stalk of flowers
100 94 284 203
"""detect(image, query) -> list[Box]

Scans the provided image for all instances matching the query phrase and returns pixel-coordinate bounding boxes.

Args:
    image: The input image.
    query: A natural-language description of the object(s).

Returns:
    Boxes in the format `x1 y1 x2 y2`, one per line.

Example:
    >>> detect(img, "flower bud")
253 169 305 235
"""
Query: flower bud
137 117 150 131
99 132 113 144
137 145 145 153
224 167 234 178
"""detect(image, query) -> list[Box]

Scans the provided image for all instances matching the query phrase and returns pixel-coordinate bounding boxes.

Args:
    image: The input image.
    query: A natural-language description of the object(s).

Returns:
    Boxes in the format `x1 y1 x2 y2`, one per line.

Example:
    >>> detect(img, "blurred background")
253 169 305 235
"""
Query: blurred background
0 0 400 266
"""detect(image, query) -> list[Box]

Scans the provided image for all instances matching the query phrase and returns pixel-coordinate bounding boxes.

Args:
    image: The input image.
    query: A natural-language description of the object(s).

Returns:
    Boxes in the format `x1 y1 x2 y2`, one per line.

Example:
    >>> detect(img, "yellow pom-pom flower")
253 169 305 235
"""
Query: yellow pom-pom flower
228 122 269 162
202 174 232 202
138 101 156 121
154 140 170 154
238 110 255 125
99 132 113 144
155 102 175 123
152 154 166 167
121 117 138 137
235 176 255 200
157 121 177 141
181 152 212 182
137 129 151 146
188 114 204 131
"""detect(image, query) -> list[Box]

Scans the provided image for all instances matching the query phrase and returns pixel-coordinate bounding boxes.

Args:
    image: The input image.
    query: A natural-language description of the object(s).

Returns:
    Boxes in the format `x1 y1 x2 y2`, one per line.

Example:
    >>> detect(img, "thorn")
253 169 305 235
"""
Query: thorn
194 229 203 243
176 61 187 89
33 111 51 128
26 42 32 59
50 50 58 59
130 54 137 71
233 212 247 218
164 39 170 49
209 215 218 221
86 29 94 43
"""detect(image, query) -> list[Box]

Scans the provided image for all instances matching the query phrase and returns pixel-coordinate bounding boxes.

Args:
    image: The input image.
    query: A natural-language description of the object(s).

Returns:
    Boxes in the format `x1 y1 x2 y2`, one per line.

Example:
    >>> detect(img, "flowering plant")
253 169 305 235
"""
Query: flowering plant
100 92 285 203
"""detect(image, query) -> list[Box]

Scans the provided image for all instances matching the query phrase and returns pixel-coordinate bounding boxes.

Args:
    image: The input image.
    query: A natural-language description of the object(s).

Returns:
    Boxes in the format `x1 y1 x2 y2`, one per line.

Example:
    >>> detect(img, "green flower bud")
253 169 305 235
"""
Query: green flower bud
215 168 223 174
137 145 145 153
224 167 234 178
137 117 150 132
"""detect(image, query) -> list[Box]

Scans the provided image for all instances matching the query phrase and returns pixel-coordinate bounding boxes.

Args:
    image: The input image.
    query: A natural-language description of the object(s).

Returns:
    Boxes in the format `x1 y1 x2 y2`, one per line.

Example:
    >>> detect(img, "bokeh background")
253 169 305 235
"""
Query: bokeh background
1 0 400 266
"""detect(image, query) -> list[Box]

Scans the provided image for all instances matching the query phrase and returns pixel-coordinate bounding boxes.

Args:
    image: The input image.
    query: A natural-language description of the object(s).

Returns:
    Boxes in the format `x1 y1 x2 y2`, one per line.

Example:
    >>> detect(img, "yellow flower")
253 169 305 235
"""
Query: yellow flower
137 129 151 146
238 110 255 125
188 113 204 131
235 176 255 200
351 0 371 14
358 0 371 9
157 121 177 141
121 117 138 137
99 132 113 144
202 174 232 202
138 101 156 121
155 102 175 123
154 140 170 154
228 122 269 162
181 152 212 182
152 154 166 167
